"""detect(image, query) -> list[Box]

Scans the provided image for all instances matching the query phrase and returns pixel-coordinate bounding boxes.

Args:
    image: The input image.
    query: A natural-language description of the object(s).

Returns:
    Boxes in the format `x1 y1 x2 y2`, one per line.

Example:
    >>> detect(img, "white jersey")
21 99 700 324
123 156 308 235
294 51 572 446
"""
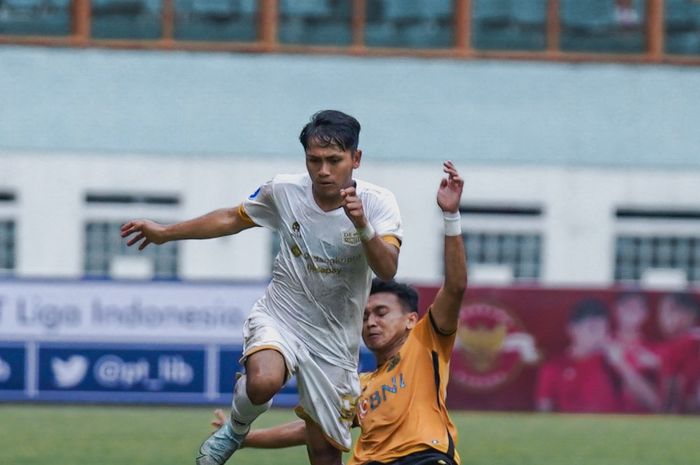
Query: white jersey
241 173 402 370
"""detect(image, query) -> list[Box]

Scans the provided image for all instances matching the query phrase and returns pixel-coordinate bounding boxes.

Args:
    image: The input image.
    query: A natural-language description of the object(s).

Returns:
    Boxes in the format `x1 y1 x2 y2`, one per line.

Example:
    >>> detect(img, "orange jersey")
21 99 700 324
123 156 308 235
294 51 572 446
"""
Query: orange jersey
349 310 460 465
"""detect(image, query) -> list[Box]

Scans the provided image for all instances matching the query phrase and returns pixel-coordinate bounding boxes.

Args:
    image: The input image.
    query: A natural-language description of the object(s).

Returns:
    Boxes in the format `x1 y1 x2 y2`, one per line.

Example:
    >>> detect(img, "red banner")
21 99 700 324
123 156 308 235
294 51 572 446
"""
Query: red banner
415 286 700 413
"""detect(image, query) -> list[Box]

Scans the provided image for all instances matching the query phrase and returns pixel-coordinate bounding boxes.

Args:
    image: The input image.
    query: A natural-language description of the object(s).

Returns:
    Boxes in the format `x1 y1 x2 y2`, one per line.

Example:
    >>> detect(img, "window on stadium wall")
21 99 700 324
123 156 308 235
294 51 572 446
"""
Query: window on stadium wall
83 191 180 280
464 232 542 282
614 207 700 286
84 221 179 279
615 236 700 284
0 220 16 274
460 204 543 283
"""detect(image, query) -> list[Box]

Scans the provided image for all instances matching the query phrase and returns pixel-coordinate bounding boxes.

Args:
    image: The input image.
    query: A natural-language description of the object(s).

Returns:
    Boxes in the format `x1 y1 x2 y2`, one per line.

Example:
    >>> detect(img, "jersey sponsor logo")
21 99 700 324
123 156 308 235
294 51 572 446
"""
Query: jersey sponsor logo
342 230 361 246
248 187 261 199
290 244 302 257
452 301 539 392
338 394 358 425
357 373 406 422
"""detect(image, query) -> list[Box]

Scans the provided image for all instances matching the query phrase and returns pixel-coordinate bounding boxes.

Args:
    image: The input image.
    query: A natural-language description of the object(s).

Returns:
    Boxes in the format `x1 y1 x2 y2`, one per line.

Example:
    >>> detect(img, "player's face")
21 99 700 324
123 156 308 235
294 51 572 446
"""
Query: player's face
658 298 694 338
362 292 417 353
569 317 609 354
614 296 648 332
305 142 361 201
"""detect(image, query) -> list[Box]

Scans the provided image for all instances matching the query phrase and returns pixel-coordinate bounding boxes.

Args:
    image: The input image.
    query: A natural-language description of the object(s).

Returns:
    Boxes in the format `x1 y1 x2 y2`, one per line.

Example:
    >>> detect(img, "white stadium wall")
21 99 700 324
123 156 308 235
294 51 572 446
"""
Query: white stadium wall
1 46 700 288
2 151 699 287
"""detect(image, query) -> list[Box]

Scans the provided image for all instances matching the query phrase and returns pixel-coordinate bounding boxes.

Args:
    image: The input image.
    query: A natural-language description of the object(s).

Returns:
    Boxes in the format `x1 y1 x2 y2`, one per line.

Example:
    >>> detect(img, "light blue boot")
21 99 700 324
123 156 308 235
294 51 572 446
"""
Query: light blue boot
196 420 247 465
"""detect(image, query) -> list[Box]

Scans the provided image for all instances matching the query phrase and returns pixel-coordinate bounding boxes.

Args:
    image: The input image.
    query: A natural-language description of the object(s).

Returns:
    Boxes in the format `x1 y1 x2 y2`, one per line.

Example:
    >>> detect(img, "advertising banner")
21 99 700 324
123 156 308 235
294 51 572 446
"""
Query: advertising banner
0 279 267 342
0 343 25 393
414 286 700 414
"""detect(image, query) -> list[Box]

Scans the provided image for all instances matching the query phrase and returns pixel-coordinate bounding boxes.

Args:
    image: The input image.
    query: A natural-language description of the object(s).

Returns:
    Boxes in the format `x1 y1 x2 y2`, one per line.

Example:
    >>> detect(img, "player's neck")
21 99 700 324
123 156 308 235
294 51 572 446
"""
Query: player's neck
374 333 410 366
616 329 642 343
311 188 343 211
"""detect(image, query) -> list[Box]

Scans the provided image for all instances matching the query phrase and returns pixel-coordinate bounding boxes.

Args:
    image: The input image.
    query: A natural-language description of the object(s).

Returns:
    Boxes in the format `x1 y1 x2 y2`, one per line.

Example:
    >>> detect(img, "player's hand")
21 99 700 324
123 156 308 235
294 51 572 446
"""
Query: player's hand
437 161 464 214
211 409 226 429
340 185 368 228
120 219 168 250
603 341 625 367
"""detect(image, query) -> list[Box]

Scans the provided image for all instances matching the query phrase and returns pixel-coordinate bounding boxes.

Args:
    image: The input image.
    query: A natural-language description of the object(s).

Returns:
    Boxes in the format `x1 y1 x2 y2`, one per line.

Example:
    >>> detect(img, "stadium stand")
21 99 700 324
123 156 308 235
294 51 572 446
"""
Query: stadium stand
0 1 698 64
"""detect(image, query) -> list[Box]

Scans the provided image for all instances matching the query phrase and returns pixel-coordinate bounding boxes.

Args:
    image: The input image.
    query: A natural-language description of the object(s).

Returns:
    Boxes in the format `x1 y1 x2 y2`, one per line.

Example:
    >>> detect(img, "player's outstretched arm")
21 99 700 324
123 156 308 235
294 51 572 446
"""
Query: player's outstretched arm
211 409 306 449
604 343 661 412
120 206 256 250
340 186 399 281
430 161 467 335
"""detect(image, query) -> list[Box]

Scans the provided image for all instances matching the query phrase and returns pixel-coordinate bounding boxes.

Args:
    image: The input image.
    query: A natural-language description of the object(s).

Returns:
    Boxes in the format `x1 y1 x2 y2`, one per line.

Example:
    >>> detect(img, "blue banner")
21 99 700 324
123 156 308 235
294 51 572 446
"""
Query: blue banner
38 344 205 400
0 344 25 392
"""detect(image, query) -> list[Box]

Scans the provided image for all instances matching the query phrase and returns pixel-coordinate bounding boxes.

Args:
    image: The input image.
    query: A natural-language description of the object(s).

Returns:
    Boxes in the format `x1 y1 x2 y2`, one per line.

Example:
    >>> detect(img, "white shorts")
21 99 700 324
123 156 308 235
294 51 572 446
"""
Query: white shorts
242 305 360 451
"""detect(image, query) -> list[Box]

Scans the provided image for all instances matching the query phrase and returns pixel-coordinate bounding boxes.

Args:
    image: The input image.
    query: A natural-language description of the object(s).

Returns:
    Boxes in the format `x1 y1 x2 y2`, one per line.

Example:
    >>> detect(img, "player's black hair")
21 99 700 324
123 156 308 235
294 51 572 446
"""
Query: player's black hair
666 292 700 318
299 110 361 152
569 298 609 324
370 278 419 313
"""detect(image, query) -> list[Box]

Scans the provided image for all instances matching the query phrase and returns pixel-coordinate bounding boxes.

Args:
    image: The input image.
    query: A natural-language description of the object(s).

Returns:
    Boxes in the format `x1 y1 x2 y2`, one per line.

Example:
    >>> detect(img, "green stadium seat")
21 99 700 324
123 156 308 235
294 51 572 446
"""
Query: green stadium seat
191 0 234 17
401 21 452 48
511 0 547 27
560 0 646 53
560 0 615 31
665 0 697 31
472 0 511 26
279 0 330 18
0 0 70 36
384 0 423 22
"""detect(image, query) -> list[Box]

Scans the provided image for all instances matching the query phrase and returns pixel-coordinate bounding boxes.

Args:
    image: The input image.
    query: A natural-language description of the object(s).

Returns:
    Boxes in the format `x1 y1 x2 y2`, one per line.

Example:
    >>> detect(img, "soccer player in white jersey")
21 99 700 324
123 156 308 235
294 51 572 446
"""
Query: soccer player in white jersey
120 110 403 465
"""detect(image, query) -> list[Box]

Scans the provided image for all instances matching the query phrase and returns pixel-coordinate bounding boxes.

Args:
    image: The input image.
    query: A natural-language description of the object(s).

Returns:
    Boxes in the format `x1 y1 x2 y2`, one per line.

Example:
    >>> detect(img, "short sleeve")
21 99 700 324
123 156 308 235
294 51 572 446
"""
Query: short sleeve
241 180 278 230
411 312 456 362
365 190 403 242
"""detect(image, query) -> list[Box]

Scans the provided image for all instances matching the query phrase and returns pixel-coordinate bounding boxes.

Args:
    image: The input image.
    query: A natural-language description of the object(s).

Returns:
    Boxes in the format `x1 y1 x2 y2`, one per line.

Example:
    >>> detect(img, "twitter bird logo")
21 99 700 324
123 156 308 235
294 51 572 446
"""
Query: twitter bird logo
52 356 89 388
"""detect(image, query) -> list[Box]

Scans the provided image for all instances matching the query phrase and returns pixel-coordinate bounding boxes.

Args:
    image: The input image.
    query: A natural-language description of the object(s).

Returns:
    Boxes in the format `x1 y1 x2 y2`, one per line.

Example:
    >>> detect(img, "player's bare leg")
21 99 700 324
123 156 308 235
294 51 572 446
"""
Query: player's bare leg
304 418 343 465
244 349 287 405
197 349 286 465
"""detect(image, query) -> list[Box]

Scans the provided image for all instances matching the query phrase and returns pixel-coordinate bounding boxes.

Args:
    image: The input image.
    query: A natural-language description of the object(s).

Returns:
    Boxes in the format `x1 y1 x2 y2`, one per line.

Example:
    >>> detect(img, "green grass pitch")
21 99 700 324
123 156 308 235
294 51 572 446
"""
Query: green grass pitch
1 404 698 465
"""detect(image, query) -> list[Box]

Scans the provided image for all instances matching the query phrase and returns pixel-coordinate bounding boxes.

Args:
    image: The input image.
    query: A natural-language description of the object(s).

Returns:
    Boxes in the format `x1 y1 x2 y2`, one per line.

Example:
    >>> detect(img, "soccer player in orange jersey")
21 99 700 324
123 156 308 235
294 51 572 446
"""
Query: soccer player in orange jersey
211 161 467 465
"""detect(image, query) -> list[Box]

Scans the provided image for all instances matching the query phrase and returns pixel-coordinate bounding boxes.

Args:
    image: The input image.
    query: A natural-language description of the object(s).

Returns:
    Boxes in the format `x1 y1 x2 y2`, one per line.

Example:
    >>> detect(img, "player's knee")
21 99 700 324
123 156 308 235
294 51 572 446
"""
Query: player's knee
245 374 282 405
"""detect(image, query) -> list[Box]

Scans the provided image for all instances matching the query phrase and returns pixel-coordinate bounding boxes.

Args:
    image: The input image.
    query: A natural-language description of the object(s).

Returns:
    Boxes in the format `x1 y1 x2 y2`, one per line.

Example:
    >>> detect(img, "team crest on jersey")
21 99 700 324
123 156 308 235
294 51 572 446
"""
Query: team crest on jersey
342 230 361 246
290 221 302 238
452 300 539 392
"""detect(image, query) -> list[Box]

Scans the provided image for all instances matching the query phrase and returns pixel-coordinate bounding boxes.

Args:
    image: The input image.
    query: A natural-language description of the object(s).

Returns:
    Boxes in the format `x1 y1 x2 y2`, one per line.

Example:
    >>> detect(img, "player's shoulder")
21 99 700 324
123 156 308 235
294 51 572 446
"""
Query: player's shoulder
355 179 397 204
270 172 309 187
